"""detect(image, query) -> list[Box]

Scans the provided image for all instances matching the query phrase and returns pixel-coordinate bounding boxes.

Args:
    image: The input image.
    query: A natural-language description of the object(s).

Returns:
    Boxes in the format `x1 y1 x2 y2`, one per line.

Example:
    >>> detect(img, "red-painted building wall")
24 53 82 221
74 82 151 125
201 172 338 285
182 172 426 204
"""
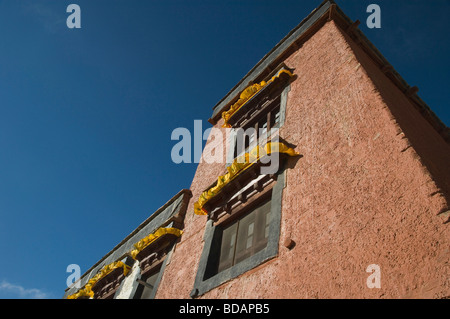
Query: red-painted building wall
156 12 449 299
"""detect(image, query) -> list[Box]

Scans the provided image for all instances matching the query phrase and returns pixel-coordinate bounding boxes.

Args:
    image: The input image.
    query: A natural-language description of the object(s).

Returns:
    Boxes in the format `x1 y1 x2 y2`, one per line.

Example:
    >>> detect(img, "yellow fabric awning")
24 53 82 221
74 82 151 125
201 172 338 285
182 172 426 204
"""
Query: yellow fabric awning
194 142 299 215
130 227 183 260
221 69 294 128
67 260 130 299
67 227 183 299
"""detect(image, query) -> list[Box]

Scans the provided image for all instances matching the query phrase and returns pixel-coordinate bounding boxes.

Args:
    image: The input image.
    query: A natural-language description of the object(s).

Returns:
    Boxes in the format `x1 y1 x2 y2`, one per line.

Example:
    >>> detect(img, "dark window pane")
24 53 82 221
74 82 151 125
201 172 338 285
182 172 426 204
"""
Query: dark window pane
259 116 268 138
274 109 280 124
138 270 160 299
215 197 272 275
218 222 238 273
235 210 257 264
235 198 271 264
270 104 281 129
253 199 271 252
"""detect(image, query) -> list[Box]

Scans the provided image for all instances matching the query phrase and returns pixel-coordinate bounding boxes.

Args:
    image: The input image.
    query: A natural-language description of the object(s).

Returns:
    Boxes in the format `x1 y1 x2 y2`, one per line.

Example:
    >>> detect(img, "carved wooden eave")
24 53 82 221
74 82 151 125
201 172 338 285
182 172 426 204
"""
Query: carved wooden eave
208 0 449 143
222 67 295 128
208 171 276 224
134 231 180 276
194 141 299 216
91 266 128 299
64 189 191 300
203 151 296 223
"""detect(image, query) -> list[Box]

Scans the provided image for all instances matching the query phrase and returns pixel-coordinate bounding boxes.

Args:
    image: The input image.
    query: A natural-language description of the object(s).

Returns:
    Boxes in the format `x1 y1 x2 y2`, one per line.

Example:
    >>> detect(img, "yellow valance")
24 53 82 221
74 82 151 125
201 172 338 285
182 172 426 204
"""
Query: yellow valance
67 227 183 299
67 260 130 299
194 142 299 215
130 227 183 260
221 69 294 128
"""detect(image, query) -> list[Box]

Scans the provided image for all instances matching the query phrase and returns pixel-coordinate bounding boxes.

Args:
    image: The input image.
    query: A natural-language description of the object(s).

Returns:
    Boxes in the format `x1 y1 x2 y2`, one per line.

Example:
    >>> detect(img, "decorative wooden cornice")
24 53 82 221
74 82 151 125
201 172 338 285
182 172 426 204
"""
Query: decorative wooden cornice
64 190 191 299
208 0 449 143
194 141 299 216
67 227 183 299
67 261 130 299
91 264 129 299
221 69 294 128
130 227 183 260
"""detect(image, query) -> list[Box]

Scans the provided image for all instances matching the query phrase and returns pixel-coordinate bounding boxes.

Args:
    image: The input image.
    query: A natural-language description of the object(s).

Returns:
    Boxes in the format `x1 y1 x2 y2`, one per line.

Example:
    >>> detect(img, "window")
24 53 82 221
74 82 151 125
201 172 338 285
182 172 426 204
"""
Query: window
217 197 271 273
134 267 162 299
233 98 282 159
89 259 132 300
191 169 286 298
224 67 293 166
130 229 182 299
191 66 294 298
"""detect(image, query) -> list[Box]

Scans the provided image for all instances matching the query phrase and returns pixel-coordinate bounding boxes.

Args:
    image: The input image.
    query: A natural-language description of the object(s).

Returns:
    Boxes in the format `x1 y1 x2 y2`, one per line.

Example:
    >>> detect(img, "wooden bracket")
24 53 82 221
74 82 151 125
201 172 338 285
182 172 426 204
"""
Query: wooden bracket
406 86 419 97
381 64 394 74
346 20 360 33
328 4 337 21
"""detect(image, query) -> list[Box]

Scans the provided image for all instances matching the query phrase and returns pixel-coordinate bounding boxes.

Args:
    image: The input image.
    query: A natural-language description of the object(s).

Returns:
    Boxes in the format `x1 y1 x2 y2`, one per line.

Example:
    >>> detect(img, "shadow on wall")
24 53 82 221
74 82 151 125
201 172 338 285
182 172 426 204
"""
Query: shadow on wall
335 23 450 220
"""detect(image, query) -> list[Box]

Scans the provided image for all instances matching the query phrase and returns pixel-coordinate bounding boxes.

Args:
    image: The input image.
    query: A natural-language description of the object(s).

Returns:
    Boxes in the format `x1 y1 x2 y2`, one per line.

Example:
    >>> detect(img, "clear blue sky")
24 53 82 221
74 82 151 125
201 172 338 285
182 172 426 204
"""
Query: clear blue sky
0 0 448 299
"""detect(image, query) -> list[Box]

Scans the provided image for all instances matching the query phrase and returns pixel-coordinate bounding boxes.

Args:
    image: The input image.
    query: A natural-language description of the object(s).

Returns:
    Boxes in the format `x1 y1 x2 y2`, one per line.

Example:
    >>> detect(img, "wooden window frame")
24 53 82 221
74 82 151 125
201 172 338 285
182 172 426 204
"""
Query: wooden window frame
130 233 180 299
191 163 287 298
191 66 294 298
91 259 133 300
133 265 163 299
226 71 291 167
233 98 282 159
216 193 272 274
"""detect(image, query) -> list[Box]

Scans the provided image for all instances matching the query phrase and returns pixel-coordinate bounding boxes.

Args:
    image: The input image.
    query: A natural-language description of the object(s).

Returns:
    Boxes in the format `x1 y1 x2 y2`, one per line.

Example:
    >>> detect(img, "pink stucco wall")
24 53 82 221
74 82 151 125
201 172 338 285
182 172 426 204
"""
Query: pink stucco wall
156 20 449 299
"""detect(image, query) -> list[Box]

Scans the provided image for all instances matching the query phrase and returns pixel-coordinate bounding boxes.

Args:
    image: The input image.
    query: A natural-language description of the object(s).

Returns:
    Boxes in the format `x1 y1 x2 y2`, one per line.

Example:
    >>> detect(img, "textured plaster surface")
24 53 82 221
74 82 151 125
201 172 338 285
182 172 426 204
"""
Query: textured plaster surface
156 20 449 299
